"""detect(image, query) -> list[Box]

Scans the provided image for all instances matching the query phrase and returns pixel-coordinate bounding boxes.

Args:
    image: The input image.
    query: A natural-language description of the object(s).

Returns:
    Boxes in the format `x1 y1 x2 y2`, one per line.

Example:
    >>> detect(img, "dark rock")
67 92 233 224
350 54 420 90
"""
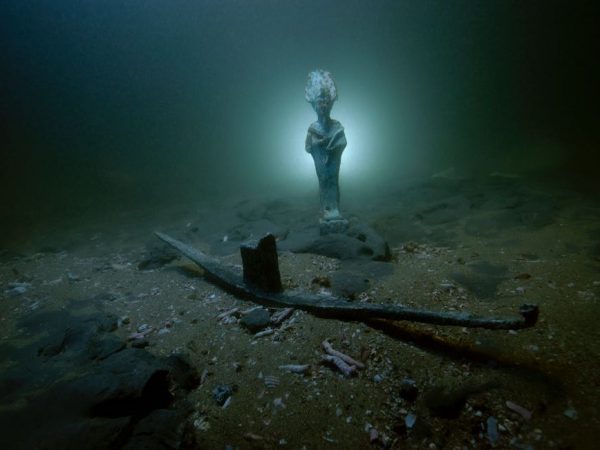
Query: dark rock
311 276 331 288
320 218 349 235
138 243 179 271
240 308 271 332
131 339 149 349
79 350 174 418
124 408 188 450
410 417 432 440
424 381 498 418
346 223 391 261
399 378 418 402
212 385 235 406
281 222 391 261
166 354 200 391
392 420 407 436
0 302 199 450
34 311 119 362
425 385 469 418
32 417 131 450
301 233 367 259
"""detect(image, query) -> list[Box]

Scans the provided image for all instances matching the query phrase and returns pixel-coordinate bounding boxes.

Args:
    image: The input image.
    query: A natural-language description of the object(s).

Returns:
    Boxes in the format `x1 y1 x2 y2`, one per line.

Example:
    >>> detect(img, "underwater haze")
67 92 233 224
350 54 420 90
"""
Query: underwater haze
2 0 598 242
3 2 600 449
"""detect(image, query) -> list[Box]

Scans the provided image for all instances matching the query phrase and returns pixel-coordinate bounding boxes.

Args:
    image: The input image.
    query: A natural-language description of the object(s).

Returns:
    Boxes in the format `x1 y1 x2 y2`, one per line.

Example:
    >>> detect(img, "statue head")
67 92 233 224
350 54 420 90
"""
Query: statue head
305 69 338 118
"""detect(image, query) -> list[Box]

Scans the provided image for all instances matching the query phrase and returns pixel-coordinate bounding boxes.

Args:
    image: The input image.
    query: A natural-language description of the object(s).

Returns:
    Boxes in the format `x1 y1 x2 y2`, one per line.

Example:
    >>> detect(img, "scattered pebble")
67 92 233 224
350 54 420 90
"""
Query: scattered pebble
487 416 499 446
240 308 271 332
4 284 28 296
563 407 578 420
273 397 286 409
65 271 80 281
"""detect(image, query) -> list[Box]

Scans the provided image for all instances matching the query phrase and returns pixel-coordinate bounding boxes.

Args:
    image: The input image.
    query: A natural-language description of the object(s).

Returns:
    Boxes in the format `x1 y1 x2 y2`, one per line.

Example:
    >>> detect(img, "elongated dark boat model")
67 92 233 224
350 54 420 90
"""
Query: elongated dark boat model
156 232 538 330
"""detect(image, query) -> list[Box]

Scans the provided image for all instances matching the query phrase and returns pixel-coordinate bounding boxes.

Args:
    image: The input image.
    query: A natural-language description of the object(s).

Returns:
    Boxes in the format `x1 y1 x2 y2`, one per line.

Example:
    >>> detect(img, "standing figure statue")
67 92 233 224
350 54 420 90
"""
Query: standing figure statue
305 70 349 235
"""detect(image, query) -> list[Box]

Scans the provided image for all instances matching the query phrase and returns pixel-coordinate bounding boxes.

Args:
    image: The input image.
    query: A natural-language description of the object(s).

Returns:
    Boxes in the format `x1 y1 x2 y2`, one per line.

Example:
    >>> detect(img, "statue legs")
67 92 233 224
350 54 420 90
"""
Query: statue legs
311 150 349 235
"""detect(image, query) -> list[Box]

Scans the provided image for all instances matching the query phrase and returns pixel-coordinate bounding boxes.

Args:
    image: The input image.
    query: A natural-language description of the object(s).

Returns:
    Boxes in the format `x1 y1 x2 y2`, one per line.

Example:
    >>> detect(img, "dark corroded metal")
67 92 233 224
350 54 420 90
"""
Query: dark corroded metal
240 234 282 293
155 232 538 330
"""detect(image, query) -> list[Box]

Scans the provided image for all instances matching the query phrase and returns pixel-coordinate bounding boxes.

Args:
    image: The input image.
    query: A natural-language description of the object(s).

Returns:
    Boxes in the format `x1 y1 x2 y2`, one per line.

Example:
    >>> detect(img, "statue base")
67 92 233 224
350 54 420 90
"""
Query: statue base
319 218 349 236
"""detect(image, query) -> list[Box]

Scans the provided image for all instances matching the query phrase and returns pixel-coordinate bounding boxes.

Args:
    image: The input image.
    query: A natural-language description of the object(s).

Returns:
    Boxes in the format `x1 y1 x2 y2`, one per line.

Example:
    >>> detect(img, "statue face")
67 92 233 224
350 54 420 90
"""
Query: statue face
313 93 333 117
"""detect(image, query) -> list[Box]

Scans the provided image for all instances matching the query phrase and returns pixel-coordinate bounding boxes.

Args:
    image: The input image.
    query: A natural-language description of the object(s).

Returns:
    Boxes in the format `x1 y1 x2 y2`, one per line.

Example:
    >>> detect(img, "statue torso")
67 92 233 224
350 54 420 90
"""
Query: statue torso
305 119 347 155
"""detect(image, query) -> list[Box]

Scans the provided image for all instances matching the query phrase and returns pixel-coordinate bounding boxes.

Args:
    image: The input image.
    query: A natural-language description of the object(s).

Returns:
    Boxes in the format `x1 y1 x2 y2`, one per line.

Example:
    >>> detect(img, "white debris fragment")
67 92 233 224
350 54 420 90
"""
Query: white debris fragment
321 354 356 377
5 283 30 296
271 307 294 325
279 364 311 375
264 375 280 388
254 328 274 338
322 340 365 369
506 400 532 420
369 427 379 443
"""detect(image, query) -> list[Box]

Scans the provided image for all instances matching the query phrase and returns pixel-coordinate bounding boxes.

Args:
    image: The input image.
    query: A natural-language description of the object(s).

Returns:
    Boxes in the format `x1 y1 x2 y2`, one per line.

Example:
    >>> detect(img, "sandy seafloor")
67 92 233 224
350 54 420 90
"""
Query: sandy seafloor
1 174 599 449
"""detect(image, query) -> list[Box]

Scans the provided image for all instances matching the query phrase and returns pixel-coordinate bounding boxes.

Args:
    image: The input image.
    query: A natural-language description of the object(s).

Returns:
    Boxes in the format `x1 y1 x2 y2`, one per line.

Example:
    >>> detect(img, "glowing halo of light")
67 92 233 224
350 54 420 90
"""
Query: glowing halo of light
268 100 382 192
257 71 407 197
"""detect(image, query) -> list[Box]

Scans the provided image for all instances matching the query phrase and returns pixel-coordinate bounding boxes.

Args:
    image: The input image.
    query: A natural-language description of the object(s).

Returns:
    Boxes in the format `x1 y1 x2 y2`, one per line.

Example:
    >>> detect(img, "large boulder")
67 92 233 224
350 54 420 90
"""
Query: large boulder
280 222 391 261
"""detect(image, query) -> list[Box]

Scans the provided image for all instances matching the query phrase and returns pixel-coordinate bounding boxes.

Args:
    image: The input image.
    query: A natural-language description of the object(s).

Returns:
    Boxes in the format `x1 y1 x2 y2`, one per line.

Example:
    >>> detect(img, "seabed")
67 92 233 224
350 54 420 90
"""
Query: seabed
1 174 599 449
